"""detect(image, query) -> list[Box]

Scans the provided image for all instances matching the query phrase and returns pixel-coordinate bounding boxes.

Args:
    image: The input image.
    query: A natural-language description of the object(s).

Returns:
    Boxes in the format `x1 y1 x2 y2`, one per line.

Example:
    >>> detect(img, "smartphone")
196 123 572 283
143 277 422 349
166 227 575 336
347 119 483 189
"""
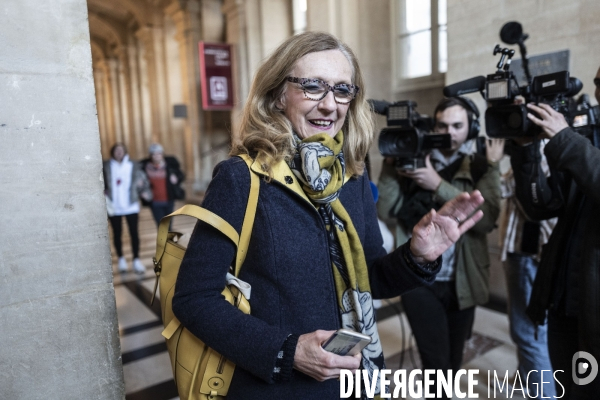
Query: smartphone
321 328 372 356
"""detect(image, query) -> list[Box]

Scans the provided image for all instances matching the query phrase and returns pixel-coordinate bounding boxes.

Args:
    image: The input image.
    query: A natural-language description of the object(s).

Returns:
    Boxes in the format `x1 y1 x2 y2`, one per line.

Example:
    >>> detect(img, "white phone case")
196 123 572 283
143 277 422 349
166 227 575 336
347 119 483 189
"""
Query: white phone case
321 328 372 356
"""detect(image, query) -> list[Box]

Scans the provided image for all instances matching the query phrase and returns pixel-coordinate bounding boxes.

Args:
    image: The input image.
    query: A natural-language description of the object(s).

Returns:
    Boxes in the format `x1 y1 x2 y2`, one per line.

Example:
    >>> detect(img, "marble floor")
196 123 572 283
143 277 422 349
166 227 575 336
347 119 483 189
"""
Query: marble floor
111 204 526 400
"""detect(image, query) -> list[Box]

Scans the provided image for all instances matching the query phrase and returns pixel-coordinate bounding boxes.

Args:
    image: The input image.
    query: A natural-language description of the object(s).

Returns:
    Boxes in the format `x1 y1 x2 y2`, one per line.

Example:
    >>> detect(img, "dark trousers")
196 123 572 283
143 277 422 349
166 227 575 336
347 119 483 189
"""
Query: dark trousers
108 213 140 259
548 312 600 399
150 200 174 227
401 281 475 399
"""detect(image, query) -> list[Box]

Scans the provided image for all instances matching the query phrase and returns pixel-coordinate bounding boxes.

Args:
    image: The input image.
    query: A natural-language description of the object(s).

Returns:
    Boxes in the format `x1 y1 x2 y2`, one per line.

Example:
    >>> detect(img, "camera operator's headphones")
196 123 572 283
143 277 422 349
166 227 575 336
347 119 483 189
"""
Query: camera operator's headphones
452 96 481 140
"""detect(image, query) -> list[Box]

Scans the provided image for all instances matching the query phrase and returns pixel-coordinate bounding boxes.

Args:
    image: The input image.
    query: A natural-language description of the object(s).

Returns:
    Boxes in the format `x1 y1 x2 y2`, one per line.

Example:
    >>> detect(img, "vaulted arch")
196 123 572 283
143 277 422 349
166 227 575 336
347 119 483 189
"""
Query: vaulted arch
87 0 152 27
88 12 125 49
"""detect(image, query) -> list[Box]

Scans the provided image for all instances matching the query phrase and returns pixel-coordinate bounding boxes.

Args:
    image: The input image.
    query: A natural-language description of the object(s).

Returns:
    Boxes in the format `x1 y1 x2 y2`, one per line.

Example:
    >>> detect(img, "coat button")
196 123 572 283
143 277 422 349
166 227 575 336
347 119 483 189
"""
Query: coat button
285 176 293 184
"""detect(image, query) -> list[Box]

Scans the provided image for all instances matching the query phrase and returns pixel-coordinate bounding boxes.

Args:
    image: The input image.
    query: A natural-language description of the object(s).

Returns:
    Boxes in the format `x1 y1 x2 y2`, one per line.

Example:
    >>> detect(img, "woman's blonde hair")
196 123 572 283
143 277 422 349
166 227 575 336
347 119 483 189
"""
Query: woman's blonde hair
231 31 374 178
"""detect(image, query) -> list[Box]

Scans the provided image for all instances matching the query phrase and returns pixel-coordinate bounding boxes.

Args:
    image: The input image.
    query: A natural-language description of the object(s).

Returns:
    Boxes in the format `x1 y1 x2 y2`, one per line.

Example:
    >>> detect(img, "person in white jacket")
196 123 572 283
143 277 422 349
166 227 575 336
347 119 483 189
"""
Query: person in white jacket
103 143 152 273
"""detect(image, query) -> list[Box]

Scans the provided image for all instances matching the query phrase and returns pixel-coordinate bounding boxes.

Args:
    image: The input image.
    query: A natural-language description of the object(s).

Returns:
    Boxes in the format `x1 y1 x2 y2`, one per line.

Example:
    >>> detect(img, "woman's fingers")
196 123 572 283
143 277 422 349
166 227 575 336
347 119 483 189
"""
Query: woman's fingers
438 190 484 222
293 330 361 382
457 209 484 235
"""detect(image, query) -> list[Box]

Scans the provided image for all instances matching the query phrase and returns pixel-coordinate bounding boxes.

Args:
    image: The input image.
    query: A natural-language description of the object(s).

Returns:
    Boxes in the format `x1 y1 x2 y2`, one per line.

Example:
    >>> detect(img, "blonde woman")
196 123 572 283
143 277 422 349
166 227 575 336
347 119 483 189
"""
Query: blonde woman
172 32 485 398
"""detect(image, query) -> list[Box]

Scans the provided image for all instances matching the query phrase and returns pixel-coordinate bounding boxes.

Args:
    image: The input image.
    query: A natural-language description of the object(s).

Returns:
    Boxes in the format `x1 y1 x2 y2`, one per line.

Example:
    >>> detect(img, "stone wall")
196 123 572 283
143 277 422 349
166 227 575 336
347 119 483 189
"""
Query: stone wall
0 0 124 398
447 0 600 123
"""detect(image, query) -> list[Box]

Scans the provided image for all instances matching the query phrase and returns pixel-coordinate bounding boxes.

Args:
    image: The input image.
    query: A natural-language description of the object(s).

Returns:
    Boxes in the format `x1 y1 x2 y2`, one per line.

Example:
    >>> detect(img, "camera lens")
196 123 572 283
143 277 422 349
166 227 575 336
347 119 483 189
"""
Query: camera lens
508 112 522 129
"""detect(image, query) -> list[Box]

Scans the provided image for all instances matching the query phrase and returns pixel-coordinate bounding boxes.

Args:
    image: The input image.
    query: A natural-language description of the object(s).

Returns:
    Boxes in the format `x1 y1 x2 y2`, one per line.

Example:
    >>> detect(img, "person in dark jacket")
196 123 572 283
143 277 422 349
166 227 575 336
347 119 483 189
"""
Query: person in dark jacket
510 66 600 399
171 31 486 399
140 143 185 226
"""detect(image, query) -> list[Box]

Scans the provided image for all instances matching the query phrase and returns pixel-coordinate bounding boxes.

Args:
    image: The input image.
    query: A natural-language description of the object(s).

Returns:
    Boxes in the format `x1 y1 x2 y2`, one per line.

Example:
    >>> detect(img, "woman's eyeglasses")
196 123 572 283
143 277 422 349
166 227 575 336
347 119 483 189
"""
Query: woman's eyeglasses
286 77 359 104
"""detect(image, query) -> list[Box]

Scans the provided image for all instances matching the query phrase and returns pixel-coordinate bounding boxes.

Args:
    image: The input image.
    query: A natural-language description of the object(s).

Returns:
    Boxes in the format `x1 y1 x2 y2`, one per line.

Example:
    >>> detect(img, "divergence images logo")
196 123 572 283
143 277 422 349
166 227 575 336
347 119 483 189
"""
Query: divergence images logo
572 351 598 385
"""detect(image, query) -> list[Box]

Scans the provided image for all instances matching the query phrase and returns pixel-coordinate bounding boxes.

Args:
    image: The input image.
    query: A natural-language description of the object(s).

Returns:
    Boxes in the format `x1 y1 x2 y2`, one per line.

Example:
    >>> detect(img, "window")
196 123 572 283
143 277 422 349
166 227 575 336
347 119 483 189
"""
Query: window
292 0 307 35
394 0 447 90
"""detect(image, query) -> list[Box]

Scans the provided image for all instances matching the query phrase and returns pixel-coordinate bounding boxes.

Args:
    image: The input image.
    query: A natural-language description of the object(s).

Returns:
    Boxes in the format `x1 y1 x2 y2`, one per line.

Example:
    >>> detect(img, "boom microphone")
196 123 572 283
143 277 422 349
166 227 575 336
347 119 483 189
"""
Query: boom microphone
443 76 486 97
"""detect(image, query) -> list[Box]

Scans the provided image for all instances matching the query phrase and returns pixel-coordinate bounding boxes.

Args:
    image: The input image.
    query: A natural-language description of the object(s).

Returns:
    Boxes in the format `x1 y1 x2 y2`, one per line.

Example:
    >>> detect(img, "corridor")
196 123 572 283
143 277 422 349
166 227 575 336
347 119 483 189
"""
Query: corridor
111 205 525 400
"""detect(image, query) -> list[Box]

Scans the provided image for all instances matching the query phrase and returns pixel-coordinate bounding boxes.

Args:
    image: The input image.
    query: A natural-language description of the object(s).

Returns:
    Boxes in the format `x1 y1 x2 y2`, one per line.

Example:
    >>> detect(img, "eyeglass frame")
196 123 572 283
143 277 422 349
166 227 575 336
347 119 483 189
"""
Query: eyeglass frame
285 77 359 104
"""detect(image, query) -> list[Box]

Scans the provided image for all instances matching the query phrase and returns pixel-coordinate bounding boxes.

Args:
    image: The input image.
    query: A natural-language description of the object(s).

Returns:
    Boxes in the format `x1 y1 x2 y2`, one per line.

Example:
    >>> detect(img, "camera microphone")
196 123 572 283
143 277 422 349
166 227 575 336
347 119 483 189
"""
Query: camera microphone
368 99 391 115
442 76 486 97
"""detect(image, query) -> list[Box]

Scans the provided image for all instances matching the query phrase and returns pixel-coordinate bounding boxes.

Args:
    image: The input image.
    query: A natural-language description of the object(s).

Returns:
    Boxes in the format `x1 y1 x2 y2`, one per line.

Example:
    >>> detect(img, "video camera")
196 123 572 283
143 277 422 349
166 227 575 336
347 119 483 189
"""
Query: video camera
369 100 451 170
443 21 597 139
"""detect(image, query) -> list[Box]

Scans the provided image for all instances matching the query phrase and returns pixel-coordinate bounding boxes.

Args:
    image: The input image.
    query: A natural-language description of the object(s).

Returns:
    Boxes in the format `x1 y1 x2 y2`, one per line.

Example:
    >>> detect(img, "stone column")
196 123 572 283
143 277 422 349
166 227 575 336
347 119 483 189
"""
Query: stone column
136 26 161 146
94 67 109 158
108 57 124 143
0 0 124 397
98 59 117 149
127 31 146 158
222 0 249 145
167 0 205 189
150 20 173 153
117 45 136 158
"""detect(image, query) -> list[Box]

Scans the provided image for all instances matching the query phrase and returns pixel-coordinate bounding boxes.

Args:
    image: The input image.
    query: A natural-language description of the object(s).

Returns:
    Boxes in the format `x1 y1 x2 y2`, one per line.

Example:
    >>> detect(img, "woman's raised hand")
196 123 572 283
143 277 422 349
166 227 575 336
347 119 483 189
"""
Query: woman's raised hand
410 190 485 264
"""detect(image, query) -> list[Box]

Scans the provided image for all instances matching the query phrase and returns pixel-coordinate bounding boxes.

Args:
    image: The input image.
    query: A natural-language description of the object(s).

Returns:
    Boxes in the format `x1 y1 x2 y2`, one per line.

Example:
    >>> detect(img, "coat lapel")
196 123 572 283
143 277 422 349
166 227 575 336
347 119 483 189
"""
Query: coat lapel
248 158 353 208
249 158 313 206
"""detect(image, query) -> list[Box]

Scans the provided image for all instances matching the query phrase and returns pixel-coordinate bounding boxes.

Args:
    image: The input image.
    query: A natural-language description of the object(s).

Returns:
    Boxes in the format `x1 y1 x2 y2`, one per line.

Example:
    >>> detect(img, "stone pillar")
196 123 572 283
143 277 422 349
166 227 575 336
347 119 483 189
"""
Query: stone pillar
150 20 173 153
0 0 124 398
163 16 187 163
94 67 110 158
127 31 146 158
136 26 160 148
108 57 124 143
223 0 292 145
117 45 136 158
167 0 205 189
98 59 118 149
223 0 250 144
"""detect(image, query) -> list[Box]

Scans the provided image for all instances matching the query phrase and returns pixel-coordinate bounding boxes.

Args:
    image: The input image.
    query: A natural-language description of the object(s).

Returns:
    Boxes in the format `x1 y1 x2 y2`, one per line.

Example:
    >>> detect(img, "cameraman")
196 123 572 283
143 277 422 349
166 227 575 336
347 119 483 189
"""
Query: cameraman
510 67 600 399
377 97 501 394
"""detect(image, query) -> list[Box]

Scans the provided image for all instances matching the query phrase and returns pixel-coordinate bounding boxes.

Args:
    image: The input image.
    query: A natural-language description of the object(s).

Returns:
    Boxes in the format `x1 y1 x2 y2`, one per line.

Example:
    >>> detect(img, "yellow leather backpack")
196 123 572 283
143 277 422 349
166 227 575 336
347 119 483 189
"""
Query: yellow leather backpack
150 155 259 400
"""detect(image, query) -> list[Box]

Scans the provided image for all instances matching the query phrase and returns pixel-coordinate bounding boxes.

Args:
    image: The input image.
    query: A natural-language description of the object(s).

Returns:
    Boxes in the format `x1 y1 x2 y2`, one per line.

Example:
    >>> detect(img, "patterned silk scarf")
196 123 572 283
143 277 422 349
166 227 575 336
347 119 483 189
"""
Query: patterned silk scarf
288 131 385 397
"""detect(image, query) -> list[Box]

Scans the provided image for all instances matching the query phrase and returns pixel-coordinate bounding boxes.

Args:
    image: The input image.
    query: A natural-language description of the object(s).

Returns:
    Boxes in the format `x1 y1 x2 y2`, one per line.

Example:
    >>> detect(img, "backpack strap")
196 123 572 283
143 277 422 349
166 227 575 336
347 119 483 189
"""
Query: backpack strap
150 155 260 304
235 154 259 276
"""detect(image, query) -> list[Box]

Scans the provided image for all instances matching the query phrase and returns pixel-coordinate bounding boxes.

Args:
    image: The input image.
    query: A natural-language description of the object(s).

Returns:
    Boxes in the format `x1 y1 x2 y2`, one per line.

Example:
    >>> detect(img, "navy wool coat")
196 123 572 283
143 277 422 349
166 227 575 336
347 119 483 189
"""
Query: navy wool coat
172 156 437 399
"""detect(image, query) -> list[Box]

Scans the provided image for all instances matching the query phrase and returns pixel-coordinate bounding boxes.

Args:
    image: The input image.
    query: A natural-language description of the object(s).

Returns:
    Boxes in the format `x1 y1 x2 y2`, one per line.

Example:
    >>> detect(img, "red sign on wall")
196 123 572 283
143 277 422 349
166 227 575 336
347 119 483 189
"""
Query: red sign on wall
199 42 234 110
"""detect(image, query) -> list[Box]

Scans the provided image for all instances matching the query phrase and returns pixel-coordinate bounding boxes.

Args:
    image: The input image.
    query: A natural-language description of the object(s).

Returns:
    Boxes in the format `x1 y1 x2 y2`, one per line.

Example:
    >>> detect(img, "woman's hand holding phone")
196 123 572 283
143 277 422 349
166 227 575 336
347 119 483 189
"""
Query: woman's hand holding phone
293 330 363 382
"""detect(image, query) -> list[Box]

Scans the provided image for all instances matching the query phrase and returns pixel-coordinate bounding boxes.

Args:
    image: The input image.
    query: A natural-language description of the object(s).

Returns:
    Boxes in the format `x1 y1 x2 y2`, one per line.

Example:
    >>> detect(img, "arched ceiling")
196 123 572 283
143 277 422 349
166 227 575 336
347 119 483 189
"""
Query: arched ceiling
87 0 151 27
89 12 123 48
87 0 188 62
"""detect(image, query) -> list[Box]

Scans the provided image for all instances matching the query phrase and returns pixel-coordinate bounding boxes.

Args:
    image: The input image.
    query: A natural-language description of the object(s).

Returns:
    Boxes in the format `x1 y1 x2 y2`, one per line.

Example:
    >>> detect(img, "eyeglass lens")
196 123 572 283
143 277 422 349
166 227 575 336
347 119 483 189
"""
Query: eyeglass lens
288 77 358 103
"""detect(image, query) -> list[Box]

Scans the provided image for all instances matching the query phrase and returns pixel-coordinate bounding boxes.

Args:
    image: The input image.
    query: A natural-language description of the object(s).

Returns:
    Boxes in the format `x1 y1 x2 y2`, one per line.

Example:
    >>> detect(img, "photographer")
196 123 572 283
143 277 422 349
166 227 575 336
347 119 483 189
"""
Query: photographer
510 67 600 399
377 97 501 395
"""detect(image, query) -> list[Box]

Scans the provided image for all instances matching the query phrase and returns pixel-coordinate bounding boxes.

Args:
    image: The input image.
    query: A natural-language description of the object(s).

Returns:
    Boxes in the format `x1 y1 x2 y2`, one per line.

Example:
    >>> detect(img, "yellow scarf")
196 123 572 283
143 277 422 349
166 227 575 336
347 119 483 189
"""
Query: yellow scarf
288 132 385 398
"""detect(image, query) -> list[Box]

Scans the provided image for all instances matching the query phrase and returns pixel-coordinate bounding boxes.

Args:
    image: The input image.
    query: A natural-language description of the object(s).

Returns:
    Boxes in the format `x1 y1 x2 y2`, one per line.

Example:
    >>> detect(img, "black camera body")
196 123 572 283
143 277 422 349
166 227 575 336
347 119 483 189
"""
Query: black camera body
571 99 600 140
371 100 451 170
485 70 583 138
443 22 596 139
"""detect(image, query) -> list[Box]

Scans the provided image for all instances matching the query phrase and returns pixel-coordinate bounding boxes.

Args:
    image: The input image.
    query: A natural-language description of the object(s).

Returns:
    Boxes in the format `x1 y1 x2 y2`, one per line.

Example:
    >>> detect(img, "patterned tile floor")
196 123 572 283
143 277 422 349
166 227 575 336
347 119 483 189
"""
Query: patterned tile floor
111 204 524 400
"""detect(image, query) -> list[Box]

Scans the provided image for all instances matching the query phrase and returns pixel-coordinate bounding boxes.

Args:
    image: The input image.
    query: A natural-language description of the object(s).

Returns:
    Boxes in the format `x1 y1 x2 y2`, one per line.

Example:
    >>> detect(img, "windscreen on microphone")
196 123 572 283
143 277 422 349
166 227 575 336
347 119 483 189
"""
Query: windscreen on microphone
443 76 486 97
367 99 391 115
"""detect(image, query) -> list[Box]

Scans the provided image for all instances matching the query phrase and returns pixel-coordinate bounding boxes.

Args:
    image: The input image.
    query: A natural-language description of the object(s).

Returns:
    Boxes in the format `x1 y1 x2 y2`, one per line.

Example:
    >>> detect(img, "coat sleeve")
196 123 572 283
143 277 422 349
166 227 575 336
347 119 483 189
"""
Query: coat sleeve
167 156 185 183
509 140 565 220
134 162 152 202
362 172 440 299
468 161 501 234
172 159 290 384
545 127 600 205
